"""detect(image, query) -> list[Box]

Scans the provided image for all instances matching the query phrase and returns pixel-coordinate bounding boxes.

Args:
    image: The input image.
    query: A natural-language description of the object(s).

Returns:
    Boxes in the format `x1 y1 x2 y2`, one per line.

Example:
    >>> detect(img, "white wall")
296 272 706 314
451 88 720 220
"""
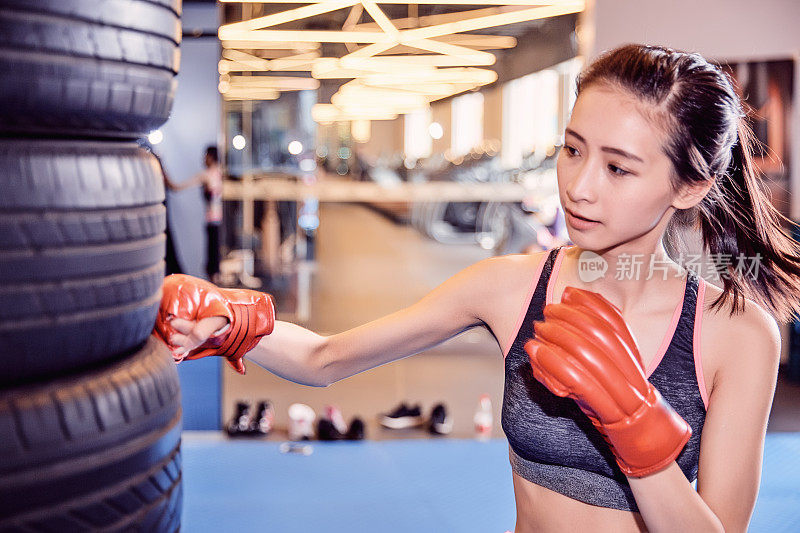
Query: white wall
157 4 221 277
591 0 800 62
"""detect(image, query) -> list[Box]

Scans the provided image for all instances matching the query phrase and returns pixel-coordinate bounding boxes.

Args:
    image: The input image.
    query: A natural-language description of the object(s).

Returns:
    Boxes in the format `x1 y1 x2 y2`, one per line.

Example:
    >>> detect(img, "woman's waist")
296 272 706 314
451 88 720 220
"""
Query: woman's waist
511 470 648 533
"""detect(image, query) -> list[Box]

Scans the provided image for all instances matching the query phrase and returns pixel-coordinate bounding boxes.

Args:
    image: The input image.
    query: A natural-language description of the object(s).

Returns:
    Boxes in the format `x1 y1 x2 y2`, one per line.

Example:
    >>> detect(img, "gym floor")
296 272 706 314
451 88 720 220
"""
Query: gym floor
183 203 800 531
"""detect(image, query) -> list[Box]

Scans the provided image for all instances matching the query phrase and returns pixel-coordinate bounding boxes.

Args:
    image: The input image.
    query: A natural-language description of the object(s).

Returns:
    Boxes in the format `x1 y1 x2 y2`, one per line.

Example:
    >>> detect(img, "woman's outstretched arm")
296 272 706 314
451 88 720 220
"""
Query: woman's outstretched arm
248 257 496 387
168 256 503 387
243 320 328 386
167 315 329 386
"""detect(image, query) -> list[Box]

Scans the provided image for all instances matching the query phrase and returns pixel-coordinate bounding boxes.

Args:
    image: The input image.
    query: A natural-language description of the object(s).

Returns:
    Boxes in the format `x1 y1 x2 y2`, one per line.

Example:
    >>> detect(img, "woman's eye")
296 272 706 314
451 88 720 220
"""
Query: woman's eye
608 164 630 176
563 145 579 157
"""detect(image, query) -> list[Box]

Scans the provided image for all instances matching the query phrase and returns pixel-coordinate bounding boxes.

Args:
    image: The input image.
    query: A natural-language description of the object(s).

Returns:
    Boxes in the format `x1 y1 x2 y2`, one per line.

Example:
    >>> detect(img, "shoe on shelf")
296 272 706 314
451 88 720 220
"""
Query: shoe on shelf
288 403 316 441
428 403 453 436
317 418 345 441
345 417 366 441
325 405 348 435
379 402 424 429
252 400 275 437
226 400 254 437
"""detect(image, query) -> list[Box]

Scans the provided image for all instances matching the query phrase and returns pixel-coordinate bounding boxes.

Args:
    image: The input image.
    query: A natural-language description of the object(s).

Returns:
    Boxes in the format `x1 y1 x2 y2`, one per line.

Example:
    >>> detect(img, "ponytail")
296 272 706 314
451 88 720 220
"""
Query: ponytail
692 120 800 322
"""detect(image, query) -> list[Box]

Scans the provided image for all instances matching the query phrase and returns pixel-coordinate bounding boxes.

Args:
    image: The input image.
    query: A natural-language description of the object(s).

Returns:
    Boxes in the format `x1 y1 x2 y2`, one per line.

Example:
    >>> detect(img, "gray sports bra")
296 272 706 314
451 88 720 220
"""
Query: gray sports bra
501 245 708 511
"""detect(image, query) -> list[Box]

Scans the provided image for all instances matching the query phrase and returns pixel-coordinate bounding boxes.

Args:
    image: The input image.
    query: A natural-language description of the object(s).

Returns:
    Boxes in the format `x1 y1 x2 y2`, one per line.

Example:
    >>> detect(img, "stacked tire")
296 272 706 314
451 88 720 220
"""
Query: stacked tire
0 1 183 531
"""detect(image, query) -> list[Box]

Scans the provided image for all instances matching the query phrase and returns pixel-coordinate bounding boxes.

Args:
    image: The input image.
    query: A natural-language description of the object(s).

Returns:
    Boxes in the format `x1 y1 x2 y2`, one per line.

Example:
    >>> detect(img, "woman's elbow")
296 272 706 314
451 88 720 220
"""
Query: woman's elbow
308 336 335 387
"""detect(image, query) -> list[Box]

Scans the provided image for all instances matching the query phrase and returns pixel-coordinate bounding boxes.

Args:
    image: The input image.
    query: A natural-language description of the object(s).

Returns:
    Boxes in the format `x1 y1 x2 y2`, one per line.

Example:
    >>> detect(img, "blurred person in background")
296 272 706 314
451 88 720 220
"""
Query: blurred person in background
168 145 223 281
138 141 183 275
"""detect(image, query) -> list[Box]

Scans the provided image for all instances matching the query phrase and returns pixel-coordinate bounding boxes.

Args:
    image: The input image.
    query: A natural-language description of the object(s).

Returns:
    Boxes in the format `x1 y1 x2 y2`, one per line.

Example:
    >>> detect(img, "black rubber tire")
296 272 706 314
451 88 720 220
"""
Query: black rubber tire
0 204 167 249
0 140 166 384
0 262 165 322
0 337 182 532
0 234 166 283
0 140 166 210
0 0 182 138
0 264 165 386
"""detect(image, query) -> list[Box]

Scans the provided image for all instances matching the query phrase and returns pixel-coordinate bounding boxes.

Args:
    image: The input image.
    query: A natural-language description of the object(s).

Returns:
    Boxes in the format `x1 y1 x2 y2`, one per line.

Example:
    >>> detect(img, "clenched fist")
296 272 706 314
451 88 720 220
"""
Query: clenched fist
153 274 275 374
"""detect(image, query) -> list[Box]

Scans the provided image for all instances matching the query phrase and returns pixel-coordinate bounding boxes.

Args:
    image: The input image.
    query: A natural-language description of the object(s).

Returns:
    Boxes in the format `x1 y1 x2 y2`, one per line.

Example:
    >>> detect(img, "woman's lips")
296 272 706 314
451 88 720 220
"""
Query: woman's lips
566 208 599 223
566 208 601 229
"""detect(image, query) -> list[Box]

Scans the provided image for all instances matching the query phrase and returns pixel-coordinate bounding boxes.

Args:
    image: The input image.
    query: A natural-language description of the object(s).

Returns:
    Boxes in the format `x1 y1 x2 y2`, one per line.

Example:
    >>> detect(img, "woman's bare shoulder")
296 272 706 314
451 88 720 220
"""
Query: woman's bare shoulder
465 252 550 306
479 251 551 287
485 250 551 270
476 251 553 355
699 280 781 394
700 281 779 340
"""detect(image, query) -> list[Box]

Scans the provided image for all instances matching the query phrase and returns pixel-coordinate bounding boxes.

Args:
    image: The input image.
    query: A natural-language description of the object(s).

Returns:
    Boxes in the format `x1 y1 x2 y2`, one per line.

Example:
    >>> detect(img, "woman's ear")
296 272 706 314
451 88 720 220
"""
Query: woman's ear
672 177 715 210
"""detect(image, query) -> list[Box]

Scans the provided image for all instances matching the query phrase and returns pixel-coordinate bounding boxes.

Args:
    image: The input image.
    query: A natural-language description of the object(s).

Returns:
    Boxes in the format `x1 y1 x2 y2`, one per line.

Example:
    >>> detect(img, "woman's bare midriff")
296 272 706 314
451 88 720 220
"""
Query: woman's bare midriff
511 470 648 532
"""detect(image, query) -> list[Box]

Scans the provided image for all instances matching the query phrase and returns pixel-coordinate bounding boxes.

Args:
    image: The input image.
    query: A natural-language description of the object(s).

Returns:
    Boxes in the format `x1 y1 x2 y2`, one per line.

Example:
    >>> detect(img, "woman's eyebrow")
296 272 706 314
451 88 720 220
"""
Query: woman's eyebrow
565 128 645 163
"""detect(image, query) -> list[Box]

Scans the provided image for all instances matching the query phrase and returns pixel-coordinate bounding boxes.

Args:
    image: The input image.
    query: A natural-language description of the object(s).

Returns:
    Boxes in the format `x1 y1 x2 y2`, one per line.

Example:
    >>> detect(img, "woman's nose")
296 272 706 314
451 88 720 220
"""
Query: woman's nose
565 161 599 203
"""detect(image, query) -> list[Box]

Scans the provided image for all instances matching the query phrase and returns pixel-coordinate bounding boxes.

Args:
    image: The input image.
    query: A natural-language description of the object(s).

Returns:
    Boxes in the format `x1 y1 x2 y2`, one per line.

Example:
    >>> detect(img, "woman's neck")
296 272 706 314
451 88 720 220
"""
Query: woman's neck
559 243 685 313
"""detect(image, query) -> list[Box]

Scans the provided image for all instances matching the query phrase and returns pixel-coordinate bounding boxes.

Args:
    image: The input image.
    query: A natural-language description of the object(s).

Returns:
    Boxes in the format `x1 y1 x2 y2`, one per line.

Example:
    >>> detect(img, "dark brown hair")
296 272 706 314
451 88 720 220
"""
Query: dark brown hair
577 44 800 322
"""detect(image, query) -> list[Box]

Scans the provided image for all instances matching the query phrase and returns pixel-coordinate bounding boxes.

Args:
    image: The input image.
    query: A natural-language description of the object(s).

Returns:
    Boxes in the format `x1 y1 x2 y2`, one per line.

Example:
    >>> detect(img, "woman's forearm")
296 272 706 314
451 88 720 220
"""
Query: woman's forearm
244 320 329 387
244 265 488 387
628 462 725 532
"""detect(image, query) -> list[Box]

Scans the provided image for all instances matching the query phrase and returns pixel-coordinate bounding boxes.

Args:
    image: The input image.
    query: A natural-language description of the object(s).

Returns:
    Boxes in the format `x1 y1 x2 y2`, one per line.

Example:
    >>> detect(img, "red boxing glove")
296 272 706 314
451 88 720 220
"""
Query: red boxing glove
524 286 691 477
154 274 275 374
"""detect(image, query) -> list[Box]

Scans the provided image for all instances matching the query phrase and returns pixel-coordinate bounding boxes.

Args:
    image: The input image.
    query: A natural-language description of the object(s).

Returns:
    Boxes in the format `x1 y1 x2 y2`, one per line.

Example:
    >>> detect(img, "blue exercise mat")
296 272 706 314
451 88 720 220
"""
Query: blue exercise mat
181 434 800 532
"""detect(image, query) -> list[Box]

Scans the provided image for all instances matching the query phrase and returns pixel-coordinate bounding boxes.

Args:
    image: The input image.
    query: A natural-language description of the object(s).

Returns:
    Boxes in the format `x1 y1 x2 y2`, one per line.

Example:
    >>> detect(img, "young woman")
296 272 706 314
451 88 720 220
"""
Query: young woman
155 44 800 532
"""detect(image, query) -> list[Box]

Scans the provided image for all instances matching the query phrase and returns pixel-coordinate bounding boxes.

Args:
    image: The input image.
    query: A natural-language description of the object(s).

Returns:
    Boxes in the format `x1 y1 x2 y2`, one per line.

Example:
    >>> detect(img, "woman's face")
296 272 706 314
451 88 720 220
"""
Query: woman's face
556 85 678 251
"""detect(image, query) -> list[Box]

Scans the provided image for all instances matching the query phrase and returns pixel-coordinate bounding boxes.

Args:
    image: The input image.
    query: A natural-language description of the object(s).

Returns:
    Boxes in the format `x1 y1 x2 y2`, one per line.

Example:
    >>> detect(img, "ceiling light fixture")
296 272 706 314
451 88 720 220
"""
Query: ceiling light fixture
218 1 585 122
